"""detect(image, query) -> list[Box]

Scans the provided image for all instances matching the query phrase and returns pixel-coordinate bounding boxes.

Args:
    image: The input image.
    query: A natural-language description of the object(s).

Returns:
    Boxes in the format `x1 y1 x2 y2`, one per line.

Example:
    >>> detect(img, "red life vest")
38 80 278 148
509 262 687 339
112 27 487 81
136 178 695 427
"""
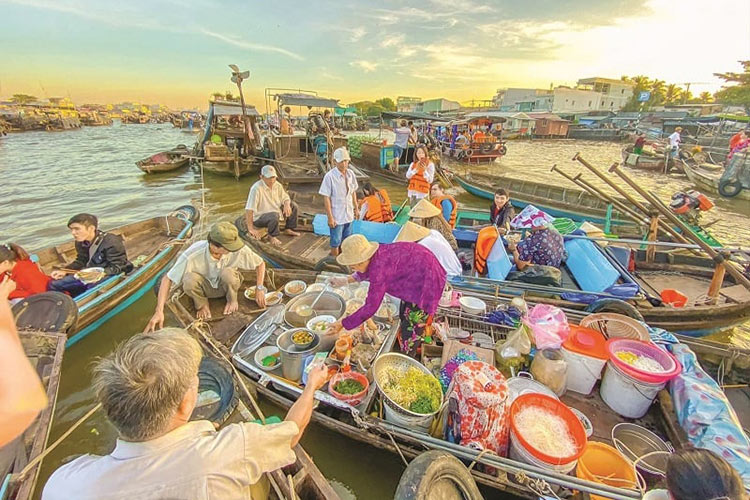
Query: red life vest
431 195 457 228
474 226 499 275
361 189 394 223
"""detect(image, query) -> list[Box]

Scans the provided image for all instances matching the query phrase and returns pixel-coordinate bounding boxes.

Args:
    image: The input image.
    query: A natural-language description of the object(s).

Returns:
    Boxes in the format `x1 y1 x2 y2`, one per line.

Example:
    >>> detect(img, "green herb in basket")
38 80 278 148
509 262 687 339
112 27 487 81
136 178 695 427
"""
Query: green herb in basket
334 379 365 395
409 395 436 414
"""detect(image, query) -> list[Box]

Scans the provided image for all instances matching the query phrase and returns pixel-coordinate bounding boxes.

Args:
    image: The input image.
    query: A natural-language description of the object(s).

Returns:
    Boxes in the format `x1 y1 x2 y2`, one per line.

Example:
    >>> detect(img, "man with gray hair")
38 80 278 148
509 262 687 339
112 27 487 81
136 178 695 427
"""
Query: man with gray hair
43 328 327 500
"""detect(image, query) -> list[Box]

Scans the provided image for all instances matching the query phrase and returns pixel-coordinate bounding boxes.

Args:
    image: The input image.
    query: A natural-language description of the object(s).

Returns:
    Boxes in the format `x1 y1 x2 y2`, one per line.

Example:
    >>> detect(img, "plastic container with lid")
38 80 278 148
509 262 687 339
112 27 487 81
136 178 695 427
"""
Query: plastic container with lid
561 325 608 395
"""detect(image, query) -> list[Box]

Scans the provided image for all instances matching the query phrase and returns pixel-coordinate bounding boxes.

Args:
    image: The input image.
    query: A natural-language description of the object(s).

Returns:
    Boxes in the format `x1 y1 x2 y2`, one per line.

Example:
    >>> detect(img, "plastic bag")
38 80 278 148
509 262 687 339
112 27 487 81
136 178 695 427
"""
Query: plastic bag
530 348 567 396
494 324 531 378
507 265 562 287
523 304 570 349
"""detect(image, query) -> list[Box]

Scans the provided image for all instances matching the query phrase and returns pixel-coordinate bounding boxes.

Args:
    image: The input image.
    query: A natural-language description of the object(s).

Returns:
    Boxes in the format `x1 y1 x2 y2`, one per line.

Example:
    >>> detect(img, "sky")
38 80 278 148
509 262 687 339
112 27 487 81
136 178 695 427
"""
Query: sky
1 0 748 110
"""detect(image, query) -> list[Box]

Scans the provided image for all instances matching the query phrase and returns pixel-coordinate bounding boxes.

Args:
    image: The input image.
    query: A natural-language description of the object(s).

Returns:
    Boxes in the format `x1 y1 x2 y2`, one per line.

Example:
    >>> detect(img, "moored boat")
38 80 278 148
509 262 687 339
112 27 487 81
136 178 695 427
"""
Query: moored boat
165 268 747 499
621 144 682 173
135 146 190 174
0 330 65 500
19 206 197 346
682 156 750 201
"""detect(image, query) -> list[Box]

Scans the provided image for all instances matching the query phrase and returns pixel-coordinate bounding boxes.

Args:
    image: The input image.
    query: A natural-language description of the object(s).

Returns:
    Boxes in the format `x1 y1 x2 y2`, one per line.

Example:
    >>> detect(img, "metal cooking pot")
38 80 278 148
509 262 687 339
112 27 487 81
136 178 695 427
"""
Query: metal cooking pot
284 291 345 328
276 328 320 382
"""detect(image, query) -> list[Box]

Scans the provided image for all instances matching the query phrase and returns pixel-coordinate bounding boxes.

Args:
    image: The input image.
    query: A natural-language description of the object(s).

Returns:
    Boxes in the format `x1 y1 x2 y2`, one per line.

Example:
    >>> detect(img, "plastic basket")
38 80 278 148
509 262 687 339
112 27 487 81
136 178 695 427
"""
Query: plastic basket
328 371 369 406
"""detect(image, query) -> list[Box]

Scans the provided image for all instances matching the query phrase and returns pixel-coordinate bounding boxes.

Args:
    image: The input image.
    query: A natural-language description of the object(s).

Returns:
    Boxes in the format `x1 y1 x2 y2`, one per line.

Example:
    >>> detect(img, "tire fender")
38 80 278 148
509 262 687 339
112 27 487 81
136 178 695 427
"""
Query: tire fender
585 298 644 321
394 450 483 500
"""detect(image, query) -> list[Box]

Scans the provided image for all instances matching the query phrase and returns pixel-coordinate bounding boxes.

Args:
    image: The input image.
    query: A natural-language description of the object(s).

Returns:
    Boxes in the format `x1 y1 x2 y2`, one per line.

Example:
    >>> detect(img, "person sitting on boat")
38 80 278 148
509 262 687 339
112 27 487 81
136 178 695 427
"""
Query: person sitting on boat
429 182 457 229
327 234 446 358
729 129 746 151
643 448 744 500
727 135 750 161
42 328 328 500
0 276 48 448
490 188 514 235
409 198 458 251
0 243 51 303
406 145 435 206
244 165 300 246
48 214 132 297
396 221 461 277
507 207 565 270
633 133 647 155
145 222 266 329
358 182 394 223
319 147 359 257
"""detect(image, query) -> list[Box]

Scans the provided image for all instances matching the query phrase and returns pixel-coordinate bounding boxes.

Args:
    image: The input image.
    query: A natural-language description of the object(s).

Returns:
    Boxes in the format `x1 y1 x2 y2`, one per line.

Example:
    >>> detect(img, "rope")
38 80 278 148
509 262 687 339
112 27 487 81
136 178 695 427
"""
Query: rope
17 403 103 478
385 428 410 467
467 448 492 471
191 319 266 424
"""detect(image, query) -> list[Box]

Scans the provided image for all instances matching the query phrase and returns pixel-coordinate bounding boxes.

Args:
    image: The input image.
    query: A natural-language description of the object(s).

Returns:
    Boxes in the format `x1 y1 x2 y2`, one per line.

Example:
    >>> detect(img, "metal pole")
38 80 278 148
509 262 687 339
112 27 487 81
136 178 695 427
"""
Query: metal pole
561 233 747 253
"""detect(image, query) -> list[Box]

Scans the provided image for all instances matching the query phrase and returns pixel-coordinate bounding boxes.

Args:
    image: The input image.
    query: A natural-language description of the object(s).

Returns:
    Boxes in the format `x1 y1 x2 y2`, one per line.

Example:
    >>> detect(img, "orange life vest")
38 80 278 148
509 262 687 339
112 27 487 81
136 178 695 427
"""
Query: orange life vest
431 195 457 228
474 226 499 275
361 190 394 223
408 162 431 194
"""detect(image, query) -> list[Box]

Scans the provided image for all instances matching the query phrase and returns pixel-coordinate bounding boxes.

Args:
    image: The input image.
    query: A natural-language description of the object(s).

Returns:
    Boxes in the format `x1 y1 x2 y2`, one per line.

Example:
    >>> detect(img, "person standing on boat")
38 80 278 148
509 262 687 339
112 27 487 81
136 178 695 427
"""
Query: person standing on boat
42 328 328 500
490 188 514 235
408 120 418 145
429 182 457 229
144 222 266 329
47 214 132 297
358 182 394 223
395 222 462 277
668 127 682 158
409 198 458 251
507 207 565 270
319 147 359 257
406 145 435 206
244 165 300 246
729 129 746 151
327 234 446 358
388 119 411 172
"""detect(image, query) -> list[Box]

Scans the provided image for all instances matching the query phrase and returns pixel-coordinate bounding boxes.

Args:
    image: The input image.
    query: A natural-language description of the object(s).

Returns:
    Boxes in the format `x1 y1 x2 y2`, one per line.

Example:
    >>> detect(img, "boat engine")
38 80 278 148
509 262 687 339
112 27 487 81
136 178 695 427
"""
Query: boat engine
669 190 714 224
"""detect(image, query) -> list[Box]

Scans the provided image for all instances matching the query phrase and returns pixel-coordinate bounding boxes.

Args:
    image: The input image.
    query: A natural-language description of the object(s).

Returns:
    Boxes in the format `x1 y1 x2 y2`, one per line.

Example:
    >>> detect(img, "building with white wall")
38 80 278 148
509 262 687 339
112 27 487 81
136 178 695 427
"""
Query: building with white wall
576 77 633 111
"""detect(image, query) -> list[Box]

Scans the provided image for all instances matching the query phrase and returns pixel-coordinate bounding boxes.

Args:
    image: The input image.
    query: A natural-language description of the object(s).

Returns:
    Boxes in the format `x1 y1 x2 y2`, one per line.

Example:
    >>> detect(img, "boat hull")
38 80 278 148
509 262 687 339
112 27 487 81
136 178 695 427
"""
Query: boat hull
683 161 750 201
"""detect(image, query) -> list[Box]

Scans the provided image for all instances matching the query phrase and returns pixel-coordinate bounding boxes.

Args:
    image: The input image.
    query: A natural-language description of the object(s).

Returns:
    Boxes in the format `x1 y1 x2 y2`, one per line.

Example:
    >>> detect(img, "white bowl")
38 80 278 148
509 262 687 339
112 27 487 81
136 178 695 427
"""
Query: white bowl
459 296 486 315
284 280 307 297
307 283 326 293
306 315 336 333
254 346 280 371
265 291 283 306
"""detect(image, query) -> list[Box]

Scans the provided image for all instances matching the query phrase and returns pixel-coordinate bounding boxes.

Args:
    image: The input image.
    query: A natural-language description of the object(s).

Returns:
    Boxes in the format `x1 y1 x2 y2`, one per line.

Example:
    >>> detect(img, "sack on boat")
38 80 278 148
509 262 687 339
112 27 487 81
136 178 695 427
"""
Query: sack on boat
507 265 562 287
443 361 510 457
523 304 570 350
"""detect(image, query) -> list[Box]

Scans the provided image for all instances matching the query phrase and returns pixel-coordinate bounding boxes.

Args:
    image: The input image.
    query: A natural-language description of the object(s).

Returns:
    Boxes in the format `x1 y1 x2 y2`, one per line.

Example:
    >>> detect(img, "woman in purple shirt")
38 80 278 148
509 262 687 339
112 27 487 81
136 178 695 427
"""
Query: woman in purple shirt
327 234 447 358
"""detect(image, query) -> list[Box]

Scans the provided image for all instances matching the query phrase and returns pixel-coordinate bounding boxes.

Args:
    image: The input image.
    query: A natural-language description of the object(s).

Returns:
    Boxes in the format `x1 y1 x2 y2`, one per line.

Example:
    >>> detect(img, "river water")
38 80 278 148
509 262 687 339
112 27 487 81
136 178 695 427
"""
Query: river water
1 123 748 499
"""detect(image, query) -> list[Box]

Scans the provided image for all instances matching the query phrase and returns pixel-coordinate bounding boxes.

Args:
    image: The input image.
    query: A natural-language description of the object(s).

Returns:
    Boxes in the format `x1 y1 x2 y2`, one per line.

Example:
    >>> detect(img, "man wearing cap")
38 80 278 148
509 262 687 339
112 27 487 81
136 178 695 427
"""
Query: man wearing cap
319 147 358 256
327 234 446 358
396 221 462 277
244 165 299 246
144 222 266 330
409 198 458 251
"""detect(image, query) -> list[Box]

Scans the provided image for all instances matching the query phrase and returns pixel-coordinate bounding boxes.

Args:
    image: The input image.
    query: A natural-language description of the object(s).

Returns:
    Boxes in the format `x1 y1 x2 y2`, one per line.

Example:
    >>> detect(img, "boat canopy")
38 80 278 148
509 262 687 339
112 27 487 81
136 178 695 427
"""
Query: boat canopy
450 113 507 126
209 100 260 117
380 111 450 122
276 93 339 108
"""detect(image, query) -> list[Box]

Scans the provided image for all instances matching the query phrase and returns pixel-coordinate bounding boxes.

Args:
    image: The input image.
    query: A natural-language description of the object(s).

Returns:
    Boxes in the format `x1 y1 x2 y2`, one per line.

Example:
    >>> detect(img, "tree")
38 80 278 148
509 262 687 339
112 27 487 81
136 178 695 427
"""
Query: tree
714 60 750 116
10 94 37 104
664 84 683 105
374 97 396 111
699 91 713 103
649 80 666 106
211 92 224 101
621 75 652 111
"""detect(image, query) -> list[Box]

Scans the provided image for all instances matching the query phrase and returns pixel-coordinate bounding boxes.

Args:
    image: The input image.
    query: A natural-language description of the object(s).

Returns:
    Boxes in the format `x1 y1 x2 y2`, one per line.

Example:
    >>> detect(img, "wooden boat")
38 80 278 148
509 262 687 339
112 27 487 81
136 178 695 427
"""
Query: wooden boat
165 268 730 500
23 206 197 346
196 100 265 179
682 159 750 201
136 147 190 174
357 140 451 189
440 116 508 164
0 331 65 500
270 134 369 186
621 145 683 173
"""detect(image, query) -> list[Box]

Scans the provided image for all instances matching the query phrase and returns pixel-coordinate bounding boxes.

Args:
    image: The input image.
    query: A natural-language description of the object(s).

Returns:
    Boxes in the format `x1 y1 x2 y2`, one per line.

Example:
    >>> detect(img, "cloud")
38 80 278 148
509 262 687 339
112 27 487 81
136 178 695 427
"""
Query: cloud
199 30 304 60
348 26 367 42
350 60 378 72
380 34 405 48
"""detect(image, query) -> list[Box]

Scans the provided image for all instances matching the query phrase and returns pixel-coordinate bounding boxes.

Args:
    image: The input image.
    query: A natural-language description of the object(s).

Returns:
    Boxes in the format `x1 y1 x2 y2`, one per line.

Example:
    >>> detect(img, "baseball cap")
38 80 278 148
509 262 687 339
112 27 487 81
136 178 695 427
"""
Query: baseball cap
208 222 245 252
261 165 277 178
333 147 351 163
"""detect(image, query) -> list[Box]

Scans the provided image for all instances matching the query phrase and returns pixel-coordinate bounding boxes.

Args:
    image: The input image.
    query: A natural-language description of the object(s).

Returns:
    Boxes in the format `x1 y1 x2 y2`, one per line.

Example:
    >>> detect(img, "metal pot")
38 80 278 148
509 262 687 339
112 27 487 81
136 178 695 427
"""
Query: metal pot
276 328 320 382
284 291 345 328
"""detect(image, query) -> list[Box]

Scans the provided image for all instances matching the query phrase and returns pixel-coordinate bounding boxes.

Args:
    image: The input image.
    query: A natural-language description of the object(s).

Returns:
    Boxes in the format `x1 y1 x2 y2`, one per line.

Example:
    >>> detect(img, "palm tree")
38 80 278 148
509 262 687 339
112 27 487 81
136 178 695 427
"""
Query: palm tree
699 92 713 103
664 84 683 104
650 80 666 105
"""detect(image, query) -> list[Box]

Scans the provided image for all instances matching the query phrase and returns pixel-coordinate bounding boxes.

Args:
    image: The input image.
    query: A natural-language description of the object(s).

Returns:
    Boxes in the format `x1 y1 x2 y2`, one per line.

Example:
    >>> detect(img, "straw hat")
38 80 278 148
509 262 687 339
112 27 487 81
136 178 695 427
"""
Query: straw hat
395 221 430 242
409 198 441 218
336 234 379 266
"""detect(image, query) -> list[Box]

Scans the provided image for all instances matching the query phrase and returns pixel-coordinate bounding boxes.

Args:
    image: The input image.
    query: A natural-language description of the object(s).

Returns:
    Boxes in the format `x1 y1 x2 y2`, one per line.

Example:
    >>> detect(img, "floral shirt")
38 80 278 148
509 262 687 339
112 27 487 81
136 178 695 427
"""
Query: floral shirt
342 242 447 330
517 228 565 268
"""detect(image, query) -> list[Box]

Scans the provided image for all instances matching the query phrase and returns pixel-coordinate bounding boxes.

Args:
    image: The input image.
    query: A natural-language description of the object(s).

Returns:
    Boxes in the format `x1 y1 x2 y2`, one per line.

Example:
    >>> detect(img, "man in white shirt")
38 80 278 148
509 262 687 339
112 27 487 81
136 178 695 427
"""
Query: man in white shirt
319 147 358 256
42 328 328 500
390 119 411 172
144 222 266 330
395 221 462 276
244 165 299 246
668 126 682 158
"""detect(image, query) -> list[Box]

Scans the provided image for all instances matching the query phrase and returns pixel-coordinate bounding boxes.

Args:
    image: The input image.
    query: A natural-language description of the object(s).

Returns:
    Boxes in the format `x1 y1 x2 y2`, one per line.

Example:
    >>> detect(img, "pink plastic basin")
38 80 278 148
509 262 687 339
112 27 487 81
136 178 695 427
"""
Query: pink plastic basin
606 339 681 384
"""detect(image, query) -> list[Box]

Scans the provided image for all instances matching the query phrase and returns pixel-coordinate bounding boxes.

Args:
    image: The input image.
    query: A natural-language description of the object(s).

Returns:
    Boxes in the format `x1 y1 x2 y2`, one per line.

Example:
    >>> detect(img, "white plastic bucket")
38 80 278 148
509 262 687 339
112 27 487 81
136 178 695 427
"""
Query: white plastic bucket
561 347 606 395
509 430 577 475
383 399 434 432
600 361 665 418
